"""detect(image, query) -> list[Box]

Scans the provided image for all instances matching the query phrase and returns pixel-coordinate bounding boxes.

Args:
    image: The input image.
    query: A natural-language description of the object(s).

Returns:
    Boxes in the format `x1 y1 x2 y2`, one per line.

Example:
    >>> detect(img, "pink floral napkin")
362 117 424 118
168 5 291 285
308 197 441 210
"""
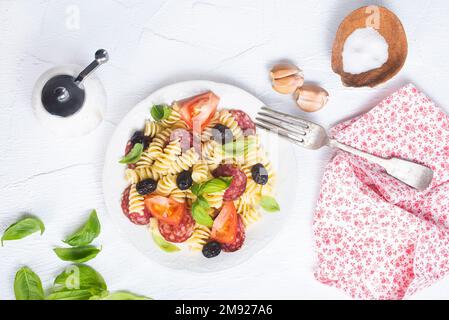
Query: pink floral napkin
314 84 449 300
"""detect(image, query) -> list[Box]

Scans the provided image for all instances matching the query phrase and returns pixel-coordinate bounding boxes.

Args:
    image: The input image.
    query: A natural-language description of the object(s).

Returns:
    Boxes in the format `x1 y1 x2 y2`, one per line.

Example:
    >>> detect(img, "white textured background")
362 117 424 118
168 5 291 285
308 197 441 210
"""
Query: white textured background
1 0 449 300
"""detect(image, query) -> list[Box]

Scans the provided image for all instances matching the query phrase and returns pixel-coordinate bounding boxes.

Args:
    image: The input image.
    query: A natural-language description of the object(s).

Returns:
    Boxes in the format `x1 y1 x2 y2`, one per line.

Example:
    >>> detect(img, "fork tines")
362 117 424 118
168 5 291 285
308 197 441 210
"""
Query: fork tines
255 106 309 145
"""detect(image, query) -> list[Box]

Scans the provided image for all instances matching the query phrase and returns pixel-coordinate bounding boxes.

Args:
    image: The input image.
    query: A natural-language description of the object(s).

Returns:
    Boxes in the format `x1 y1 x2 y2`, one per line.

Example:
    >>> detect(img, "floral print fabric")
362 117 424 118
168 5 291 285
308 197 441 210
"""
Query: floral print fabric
314 84 449 299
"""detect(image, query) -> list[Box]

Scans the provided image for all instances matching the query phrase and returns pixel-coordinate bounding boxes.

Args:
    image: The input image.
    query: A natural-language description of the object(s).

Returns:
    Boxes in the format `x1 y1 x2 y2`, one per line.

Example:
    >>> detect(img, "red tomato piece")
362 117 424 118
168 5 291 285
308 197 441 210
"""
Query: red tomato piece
144 195 186 226
177 91 219 132
211 201 238 244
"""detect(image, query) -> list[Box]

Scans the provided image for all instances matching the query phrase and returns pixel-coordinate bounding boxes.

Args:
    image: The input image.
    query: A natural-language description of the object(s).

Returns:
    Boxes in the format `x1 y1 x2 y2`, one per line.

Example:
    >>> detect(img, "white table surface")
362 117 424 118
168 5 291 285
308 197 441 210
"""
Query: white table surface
1 0 449 300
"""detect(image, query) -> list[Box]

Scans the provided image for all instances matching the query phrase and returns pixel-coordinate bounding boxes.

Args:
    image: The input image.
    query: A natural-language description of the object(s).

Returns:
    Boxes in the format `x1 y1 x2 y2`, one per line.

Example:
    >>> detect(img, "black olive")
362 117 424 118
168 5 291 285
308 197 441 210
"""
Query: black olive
130 131 150 149
176 171 193 190
211 124 234 144
136 179 157 196
251 163 269 185
202 241 221 258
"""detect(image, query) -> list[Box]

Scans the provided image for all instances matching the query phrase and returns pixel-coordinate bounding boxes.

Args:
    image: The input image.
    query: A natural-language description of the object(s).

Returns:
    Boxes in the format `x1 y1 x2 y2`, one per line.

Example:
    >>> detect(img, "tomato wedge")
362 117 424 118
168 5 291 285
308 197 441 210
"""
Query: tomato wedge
177 91 219 132
211 201 238 244
144 195 186 226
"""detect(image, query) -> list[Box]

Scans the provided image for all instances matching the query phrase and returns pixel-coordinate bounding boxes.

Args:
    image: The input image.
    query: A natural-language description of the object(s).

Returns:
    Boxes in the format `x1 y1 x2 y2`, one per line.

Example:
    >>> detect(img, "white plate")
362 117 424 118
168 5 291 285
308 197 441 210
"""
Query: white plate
103 80 298 272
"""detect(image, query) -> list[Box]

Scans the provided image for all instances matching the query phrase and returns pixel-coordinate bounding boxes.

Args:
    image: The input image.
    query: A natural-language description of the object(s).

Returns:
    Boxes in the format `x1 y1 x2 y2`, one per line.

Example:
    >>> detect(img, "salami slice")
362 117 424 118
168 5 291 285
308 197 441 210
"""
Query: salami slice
213 164 247 201
222 215 245 252
121 186 131 216
229 109 256 136
170 128 193 152
158 210 195 243
121 186 152 225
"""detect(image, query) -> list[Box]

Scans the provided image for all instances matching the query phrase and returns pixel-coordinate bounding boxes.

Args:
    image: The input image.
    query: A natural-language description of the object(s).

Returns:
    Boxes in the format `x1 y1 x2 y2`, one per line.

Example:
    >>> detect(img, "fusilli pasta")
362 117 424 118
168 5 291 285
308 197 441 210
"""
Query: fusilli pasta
187 224 211 251
128 184 145 216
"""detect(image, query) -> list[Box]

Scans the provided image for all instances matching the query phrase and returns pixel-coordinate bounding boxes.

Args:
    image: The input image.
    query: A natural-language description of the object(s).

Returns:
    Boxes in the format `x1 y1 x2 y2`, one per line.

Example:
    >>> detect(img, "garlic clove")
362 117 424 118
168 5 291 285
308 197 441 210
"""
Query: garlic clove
294 85 329 112
270 64 302 80
272 74 304 95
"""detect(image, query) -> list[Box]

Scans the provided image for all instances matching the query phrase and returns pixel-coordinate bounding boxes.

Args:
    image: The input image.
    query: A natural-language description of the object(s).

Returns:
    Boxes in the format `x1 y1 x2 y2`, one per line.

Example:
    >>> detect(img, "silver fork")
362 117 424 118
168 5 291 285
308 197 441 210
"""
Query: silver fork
256 106 434 191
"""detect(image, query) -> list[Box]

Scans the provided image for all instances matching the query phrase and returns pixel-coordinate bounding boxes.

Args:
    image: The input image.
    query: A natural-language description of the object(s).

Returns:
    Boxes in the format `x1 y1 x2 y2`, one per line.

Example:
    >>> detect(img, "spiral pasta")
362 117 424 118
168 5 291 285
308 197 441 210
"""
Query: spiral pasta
125 167 162 184
152 140 182 175
192 161 210 183
240 206 261 227
167 148 200 174
156 174 177 196
187 224 211 251
144 120 164 137
169 187 187 203
146 127 173 161
160 106 182 127
128 184 145 216
217 110 243 140
203 190 224 209
136 150 155 168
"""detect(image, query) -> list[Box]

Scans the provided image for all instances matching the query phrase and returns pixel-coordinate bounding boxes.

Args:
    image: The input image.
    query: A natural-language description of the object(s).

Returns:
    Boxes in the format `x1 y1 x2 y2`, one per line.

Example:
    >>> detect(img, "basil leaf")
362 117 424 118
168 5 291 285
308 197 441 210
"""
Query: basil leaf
191 182 202 196
200 177 233 194
191 201 213 228
53 264 107 293
1 216 45 246
14 267 44 300
119 143 143 164
260 196 280 212
196 195 210 209
150 104 172 121
90 291 151 300
46 289 95 300
64 210 101 247
151 232 180 253
53 246 101 263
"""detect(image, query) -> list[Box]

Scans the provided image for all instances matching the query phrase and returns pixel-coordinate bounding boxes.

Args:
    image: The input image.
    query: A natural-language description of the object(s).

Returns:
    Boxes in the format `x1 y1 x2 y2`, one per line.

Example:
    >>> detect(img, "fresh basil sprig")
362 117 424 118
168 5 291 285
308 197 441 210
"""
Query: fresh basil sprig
53 264 107 293
14 267 45 300
119 143 143 164
191 198 213 228
53 246 101 263
1 216 45 246
190 178 232 227
260 196 280 212
191 177 233 196
151 104 172 121
64 210 101 247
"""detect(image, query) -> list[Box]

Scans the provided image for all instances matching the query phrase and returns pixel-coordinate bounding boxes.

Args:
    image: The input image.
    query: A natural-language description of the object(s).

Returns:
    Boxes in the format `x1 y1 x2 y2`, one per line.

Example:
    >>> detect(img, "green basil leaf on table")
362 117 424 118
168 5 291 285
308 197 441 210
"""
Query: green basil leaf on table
90 291 151 300
151 231 180 253
119 143 143 164
191 201 214 228
1 216 45 246
46 289 96 300
63 210 101 247
260 196 280 212
14 266 45 300
150 104 172 121
200 177 233 194
53 264 107 293
53 246 101 263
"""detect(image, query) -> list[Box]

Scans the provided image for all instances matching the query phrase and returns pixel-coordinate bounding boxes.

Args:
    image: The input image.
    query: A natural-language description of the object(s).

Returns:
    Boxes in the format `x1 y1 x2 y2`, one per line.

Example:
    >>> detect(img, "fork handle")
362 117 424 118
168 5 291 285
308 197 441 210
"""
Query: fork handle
328 139 433 191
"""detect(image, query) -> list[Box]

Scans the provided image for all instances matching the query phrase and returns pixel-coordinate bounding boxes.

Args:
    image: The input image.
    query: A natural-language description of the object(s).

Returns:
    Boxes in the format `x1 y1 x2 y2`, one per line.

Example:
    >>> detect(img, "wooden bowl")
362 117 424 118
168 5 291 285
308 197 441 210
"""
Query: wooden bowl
331 6 408 87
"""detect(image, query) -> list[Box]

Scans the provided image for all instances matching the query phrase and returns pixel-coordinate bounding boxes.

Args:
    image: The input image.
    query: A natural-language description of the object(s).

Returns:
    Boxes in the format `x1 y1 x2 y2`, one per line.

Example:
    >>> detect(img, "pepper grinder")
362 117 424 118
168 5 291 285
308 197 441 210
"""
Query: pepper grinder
32 49 109 137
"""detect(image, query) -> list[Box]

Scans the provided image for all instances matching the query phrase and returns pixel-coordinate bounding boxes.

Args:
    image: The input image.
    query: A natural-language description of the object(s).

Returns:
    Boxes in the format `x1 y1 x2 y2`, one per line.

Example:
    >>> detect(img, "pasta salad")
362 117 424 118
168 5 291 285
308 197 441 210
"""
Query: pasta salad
119 91 279 258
